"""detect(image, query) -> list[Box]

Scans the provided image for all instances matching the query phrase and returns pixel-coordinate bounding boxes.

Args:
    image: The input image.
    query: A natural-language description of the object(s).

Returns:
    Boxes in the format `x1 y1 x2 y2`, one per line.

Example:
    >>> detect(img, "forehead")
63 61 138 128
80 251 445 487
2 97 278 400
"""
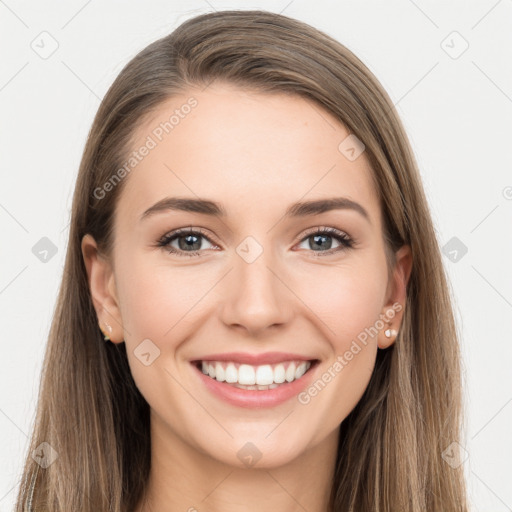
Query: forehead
116 83 380 228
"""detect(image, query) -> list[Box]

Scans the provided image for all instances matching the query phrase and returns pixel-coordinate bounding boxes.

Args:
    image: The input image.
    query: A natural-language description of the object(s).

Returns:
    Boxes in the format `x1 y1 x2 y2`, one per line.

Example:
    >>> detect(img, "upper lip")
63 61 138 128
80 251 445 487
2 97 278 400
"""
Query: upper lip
191 352 318 365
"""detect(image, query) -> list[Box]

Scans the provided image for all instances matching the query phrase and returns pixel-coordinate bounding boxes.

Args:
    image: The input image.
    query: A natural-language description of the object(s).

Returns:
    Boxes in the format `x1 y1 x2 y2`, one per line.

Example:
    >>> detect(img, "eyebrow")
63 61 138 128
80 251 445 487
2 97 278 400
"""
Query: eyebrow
140 196 371 224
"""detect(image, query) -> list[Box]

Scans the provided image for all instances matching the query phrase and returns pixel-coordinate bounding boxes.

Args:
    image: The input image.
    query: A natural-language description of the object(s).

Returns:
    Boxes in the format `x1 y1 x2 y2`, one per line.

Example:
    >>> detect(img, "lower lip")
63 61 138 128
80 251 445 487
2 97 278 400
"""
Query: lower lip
191 361 318 409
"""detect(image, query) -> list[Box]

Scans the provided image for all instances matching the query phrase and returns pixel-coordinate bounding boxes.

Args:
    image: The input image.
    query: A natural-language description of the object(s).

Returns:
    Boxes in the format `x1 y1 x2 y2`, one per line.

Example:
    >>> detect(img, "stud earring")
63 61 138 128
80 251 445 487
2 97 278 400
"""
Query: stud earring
384 328 398 338
101 323 113 342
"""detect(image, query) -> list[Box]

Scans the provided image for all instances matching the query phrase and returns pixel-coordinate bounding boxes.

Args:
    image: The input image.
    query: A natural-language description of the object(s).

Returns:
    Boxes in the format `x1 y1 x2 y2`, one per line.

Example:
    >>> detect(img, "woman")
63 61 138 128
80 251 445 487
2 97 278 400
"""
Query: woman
15 9 469 511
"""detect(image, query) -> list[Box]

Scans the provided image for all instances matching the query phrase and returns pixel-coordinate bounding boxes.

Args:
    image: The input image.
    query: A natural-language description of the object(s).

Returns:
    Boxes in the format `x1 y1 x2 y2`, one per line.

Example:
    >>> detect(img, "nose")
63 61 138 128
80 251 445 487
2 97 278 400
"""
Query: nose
219 245 294 336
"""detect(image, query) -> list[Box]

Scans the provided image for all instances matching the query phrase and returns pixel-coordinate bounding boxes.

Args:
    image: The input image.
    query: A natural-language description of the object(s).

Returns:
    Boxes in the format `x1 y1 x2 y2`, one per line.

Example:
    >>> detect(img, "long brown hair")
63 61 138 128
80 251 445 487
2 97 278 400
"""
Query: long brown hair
14 10 469 511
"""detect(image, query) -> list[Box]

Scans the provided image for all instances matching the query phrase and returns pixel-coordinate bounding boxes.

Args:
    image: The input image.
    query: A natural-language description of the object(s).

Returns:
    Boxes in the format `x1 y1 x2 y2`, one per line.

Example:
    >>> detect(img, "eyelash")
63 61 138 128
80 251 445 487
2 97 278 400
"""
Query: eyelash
156 226 355 258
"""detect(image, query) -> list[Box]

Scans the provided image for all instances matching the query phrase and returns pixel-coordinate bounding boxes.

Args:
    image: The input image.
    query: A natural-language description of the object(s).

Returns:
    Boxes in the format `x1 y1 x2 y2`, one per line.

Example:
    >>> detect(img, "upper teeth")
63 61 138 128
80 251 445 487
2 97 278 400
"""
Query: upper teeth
200 360 312 385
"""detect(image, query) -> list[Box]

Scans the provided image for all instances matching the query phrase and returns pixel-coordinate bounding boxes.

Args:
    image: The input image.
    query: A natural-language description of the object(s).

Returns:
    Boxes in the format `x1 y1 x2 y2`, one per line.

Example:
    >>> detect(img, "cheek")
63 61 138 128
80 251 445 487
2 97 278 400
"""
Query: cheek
292 264 385 421
114 256 199 401
294 260 387 351
114 241 199 327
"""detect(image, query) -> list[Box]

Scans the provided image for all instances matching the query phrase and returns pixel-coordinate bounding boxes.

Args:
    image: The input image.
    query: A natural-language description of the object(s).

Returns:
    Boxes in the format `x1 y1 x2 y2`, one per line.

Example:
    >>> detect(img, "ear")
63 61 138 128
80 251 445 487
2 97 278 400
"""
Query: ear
81 234 124 344
377 244 413 349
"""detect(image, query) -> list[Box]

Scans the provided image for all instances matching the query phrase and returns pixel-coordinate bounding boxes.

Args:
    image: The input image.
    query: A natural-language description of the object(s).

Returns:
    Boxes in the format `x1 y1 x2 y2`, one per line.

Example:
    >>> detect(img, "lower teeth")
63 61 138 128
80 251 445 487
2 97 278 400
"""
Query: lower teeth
209 377 286 390
232 382 282 390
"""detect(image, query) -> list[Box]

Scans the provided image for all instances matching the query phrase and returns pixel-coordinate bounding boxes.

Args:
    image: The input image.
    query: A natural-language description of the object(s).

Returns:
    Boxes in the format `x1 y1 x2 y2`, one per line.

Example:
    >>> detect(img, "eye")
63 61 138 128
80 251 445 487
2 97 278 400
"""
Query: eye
295 227 355 256
156 226 355 258
157 227 218 257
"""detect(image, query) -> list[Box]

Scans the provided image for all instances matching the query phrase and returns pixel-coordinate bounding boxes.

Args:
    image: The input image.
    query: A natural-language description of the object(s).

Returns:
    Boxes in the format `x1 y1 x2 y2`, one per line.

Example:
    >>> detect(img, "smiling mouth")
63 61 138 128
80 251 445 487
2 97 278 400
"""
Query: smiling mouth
192 359 319 391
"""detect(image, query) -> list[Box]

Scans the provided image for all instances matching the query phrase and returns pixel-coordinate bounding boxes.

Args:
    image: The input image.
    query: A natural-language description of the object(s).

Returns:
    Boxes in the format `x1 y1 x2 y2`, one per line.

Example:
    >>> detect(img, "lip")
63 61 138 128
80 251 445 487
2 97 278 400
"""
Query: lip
190 358 320 409
190 351 315 365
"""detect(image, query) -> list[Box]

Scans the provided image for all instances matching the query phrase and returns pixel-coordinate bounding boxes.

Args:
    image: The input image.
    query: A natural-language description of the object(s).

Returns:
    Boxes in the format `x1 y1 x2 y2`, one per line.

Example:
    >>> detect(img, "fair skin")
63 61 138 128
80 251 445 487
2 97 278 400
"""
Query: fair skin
82 82 412 512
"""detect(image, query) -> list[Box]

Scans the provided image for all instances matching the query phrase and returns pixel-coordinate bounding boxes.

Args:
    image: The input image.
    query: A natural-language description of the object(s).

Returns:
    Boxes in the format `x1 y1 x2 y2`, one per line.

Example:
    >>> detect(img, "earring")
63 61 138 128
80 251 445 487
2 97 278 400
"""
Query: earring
101 323 113 342
384 328 398 338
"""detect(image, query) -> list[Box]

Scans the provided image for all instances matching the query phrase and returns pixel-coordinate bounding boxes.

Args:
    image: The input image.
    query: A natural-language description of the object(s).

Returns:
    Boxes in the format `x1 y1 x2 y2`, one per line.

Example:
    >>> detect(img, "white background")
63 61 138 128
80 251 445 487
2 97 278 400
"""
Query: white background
1 1 511 511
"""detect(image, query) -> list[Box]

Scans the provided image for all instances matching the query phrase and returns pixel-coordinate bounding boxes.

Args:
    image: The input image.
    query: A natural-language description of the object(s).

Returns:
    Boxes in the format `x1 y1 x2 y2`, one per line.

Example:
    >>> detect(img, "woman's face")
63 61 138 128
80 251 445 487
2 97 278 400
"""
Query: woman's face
83 82 410 469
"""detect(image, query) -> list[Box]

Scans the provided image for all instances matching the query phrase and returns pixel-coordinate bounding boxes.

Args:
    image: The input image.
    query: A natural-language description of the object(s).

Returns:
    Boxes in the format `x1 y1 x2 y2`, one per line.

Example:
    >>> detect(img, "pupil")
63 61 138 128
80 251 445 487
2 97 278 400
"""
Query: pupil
312 234 331 251
179 234 200 251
